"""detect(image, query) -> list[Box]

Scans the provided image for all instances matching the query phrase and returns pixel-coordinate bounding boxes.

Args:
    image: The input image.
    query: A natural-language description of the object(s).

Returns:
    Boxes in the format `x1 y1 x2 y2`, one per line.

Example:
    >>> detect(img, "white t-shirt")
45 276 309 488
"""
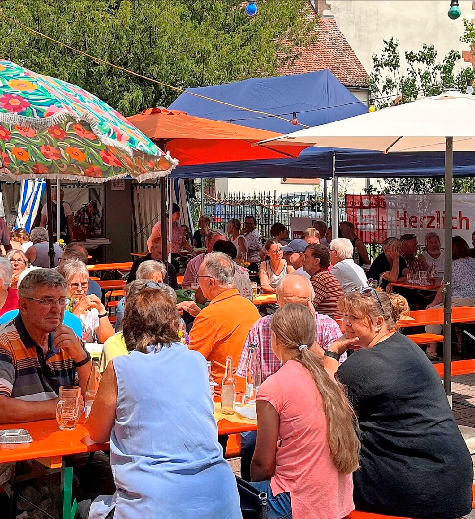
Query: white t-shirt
331 259 368 293
21 241 33 253
79 308 99 343
421 250 445 277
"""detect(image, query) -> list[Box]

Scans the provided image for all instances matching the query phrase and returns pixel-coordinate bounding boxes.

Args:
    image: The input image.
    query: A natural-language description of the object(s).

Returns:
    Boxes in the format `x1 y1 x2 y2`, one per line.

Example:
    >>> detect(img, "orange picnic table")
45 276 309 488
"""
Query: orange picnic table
0 413 255 518
253 294 277 306
390 281 440 291
397 306 475 328
97 279 126 291
87 262 133 272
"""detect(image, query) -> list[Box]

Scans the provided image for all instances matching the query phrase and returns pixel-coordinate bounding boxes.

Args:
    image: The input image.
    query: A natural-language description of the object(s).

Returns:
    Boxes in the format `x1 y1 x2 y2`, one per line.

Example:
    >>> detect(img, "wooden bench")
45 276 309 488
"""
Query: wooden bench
406 333 444 345
433 359 475 377
347 484 475 519
225 433 241 459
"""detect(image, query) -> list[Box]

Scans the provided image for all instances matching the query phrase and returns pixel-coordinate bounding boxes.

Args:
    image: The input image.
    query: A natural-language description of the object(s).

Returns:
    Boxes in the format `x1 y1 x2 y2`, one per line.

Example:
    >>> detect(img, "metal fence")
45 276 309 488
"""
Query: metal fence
199 191 338 239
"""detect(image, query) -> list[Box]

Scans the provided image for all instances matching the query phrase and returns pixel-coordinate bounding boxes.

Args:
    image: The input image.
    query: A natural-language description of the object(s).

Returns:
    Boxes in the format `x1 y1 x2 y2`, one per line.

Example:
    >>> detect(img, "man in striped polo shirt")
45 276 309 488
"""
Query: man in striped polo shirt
303 243 344 320
0 269 91 424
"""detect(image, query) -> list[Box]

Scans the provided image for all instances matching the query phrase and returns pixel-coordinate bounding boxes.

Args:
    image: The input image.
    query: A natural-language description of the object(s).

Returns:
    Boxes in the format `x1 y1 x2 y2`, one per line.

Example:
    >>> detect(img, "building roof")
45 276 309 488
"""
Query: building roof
278 16 369 88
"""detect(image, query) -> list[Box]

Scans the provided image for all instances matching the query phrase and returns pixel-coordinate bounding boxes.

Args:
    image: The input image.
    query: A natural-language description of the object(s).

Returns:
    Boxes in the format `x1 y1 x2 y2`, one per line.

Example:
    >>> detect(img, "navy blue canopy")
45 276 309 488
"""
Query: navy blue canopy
169 70 475 179
170 147 475 179
169 69 367 133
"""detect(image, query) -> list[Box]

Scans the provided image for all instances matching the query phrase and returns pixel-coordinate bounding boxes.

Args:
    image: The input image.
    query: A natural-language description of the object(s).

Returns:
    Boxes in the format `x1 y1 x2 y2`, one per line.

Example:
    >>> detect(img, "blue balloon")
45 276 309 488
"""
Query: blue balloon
245 1 258 16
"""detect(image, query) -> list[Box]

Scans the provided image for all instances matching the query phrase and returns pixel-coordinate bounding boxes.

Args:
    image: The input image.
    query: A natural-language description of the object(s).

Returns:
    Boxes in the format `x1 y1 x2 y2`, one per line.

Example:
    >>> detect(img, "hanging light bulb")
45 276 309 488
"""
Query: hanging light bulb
448 0 461 20
292 112 298 125
368 95 376 113
245 1 258 16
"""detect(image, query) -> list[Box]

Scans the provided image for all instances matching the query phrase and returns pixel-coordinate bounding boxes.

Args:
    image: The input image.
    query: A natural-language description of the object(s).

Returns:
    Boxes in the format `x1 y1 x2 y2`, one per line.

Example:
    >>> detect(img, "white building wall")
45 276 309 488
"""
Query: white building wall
328 0 474 75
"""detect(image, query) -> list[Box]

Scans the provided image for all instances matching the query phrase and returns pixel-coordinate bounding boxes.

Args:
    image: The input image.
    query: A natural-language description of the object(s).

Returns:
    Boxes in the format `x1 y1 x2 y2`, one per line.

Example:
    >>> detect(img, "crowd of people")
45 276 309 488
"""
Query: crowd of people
0 209 473 519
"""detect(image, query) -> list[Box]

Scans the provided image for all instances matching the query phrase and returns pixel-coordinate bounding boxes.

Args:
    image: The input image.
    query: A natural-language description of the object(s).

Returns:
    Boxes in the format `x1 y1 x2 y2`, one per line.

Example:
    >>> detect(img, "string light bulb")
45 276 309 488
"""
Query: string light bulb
368 95 376 113
245 2 258 16
292 112 298 125
448 0 461 20
467 79 474 95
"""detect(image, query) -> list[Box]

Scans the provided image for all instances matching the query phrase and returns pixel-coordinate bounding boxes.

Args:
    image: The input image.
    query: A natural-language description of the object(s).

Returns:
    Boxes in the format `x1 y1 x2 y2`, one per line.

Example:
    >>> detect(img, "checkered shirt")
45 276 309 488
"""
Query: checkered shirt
236 312 344 382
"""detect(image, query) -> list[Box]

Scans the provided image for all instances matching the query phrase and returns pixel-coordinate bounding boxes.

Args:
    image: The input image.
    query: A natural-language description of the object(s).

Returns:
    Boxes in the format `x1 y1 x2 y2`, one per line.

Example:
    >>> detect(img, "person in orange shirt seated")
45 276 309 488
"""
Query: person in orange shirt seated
187 252 260 391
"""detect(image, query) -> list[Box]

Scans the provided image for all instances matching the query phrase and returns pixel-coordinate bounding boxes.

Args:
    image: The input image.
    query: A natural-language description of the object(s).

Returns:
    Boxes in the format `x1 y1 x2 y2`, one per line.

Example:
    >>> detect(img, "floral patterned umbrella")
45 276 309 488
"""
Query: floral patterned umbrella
0 60 177 182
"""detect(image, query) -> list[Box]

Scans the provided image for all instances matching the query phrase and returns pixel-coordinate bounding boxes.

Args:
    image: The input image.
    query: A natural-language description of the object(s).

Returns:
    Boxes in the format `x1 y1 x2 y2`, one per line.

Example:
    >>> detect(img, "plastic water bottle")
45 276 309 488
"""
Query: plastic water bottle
221 356 235 415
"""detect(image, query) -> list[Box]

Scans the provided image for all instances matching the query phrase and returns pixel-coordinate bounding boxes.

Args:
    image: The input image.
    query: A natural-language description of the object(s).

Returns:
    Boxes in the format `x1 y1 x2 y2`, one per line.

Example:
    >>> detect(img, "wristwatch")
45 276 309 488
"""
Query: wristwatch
324 350 341 361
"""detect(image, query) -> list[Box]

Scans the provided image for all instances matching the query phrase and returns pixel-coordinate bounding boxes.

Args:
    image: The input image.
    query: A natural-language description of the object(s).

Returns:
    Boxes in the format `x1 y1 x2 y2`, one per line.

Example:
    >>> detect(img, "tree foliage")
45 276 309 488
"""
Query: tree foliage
369 38 475 194
370 37 475 110
0 0 315 116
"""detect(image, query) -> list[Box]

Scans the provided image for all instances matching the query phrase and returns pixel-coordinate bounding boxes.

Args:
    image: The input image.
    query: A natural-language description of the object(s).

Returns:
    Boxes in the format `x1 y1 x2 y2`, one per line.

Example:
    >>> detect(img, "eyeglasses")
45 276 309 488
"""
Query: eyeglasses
197 275 213 280
10 259 26 263
350 287 388 318
24 296 70 307
268 249 282 255
68 282 89 290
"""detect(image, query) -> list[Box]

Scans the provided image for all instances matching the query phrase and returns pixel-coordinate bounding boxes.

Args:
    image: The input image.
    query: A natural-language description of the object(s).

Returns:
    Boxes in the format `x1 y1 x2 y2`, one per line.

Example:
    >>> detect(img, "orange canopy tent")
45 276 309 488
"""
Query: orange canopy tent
127 107 308 166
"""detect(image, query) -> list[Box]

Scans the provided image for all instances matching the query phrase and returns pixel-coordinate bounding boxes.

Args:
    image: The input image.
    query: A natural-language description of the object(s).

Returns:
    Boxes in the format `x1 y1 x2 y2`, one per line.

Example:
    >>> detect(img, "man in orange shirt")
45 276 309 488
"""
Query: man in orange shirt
188 252 260 391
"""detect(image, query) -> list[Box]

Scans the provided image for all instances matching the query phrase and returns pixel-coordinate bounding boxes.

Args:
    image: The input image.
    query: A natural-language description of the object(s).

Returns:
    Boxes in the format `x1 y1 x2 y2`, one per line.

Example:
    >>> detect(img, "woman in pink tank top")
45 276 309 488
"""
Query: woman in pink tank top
250 304 360 519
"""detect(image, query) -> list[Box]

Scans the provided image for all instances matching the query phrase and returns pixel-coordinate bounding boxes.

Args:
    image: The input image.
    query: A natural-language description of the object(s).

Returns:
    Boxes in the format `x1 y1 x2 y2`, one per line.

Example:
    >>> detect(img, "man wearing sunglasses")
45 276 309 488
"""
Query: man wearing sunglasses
0 269 90 424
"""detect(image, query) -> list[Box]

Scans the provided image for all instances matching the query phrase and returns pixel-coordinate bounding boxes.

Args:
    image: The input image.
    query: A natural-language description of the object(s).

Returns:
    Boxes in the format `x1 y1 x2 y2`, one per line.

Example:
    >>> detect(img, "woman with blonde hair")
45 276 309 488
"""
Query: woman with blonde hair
59 259 114 343
6 249 29 289
250 303 359 519
226 218 247 263
323 288 473 519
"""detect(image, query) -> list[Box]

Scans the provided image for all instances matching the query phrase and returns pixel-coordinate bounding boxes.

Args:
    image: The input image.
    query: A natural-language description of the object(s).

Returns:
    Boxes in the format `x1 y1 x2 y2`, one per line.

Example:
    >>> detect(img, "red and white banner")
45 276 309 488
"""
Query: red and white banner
346 193 475 246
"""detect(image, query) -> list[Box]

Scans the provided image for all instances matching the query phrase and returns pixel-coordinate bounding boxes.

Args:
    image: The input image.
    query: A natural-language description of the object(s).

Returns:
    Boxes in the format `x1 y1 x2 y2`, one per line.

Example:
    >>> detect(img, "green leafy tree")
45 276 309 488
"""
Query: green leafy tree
370 37 474 110
0 0 315 116
369 38 475 194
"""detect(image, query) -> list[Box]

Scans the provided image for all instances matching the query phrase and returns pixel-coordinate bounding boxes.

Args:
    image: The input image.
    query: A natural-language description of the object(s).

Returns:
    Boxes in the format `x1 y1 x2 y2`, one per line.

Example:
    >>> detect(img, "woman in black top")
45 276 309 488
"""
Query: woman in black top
323 288 473 519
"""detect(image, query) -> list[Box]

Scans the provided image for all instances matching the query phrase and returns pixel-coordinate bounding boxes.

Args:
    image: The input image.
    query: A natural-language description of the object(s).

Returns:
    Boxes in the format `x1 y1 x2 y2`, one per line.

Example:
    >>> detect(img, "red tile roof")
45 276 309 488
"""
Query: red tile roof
279 16 369 88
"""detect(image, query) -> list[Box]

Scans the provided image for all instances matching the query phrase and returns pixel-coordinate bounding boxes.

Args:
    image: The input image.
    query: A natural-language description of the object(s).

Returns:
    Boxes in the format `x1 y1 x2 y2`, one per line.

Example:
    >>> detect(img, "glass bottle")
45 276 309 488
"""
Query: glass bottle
221 356 235 415
245 344 260 404
85 359 101 419
177 319 189 345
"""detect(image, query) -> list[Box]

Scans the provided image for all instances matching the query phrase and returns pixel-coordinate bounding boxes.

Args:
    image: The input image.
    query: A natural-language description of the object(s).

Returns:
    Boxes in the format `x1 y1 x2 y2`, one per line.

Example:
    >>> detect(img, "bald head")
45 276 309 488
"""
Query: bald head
276 274 314 308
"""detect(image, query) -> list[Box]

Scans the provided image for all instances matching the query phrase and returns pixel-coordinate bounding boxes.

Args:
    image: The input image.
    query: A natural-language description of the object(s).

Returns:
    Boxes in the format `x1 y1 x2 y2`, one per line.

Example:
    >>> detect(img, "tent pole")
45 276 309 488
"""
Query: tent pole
45 180 55 268
331 154 338 240
56 181 61 242
323 179 328 223
160 179 167 262
201 178 204 217
169 178 173 263
443 137 453 402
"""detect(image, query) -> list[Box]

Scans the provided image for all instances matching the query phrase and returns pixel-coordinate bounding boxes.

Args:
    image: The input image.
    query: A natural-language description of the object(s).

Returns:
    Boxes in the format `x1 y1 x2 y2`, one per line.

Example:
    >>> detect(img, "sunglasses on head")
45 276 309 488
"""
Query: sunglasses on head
350 286 388 318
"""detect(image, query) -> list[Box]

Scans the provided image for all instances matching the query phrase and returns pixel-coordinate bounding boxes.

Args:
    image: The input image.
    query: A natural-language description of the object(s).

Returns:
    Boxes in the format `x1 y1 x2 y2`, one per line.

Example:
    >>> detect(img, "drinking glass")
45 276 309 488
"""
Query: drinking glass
251 282 258 299
419 271 428 286
85 389 97 419
56 386 81 430
407 272 414 285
